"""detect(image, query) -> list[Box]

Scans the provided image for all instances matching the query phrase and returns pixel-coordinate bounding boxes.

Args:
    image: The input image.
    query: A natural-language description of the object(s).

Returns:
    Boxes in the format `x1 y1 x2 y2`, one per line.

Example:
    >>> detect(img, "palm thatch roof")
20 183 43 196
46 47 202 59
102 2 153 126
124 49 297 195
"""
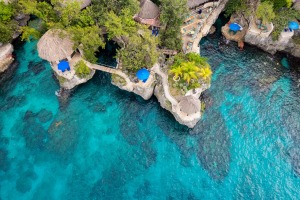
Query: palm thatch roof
178 95 201 115
37 29 74 62
62 0 91 9
138 0 160 19
187 0 210 9
294 1 300 11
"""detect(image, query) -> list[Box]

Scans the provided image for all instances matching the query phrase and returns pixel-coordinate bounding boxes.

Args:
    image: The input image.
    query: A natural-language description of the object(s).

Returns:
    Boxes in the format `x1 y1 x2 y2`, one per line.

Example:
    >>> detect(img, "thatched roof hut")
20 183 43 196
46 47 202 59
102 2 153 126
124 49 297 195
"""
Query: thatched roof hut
134 0 160 26
178 95 201 115
294 1 300 11
62 0 91 9
187 0 210 9
37 29 74 62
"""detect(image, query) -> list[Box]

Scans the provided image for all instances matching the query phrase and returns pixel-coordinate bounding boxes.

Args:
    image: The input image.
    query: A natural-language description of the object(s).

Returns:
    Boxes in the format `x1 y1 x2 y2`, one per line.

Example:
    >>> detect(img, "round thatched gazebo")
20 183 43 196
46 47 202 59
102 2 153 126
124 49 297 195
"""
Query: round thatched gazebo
178 95 201 116
134 0 160 27
37 29 74 63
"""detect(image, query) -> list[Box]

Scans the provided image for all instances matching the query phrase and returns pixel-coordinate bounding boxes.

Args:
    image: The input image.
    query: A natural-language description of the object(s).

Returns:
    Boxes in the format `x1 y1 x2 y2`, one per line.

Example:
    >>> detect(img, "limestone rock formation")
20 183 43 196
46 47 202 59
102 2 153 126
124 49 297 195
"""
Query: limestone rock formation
0 43 14 73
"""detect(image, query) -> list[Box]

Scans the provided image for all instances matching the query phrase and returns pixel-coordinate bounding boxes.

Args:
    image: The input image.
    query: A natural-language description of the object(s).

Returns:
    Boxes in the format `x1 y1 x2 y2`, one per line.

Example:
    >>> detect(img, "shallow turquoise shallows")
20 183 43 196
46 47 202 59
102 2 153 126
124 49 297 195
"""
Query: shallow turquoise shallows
1 27 300 199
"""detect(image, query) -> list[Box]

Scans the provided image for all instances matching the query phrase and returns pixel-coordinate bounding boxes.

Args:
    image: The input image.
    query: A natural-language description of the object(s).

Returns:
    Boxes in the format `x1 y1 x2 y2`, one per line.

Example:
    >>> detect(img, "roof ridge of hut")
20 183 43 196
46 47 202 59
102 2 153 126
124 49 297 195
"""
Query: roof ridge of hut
138 0 160 19
37 29 74 62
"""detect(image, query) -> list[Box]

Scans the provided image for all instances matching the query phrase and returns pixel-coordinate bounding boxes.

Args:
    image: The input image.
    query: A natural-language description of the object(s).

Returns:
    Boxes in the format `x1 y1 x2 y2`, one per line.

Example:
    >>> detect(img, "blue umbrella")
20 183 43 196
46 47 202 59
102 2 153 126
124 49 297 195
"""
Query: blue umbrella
289 21 299 30
229 23 242 31
58 61 70 72
136 68 150 82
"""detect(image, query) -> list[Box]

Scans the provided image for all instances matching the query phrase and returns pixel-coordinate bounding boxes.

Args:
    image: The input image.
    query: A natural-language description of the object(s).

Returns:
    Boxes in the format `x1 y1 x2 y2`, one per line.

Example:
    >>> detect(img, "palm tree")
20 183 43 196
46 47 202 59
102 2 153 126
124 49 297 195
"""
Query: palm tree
199 67 212 80
169 66 183 81
180 62 200 84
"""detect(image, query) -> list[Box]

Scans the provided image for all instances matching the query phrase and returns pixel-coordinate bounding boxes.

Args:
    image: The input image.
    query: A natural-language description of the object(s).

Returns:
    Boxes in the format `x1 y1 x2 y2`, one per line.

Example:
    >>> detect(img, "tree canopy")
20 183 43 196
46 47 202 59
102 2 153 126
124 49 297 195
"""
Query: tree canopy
169 53 211 89
159 0 188 50
0 1 17 43
256 1 275 25
117 28 159 72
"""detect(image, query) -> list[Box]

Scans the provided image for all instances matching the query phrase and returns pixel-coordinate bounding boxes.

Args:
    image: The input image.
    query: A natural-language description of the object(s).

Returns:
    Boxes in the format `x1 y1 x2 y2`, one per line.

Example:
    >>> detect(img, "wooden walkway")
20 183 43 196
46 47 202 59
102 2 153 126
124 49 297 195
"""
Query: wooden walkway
85 61 134 91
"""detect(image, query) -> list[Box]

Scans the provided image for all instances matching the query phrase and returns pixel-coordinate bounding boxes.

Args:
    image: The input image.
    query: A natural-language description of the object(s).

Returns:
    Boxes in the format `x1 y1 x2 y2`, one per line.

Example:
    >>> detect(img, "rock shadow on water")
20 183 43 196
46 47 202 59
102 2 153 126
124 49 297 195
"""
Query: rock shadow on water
0 148 10 172
28 61 47 75
0 95 26 111
193 111 231 181
15 169 37 194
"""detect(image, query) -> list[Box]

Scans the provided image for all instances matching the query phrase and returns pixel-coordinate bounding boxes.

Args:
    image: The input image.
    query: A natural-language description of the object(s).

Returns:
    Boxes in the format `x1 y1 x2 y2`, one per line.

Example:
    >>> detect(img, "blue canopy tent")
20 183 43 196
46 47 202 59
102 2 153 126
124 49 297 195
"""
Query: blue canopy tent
229 23 242 31
58 61 70 72
136 68 150 83
289 21 299 30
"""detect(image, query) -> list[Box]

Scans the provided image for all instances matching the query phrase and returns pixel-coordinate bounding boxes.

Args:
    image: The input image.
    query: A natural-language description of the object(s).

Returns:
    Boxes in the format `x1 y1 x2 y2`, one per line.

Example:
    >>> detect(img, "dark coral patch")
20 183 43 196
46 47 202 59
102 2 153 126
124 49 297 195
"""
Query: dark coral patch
0 148 10 172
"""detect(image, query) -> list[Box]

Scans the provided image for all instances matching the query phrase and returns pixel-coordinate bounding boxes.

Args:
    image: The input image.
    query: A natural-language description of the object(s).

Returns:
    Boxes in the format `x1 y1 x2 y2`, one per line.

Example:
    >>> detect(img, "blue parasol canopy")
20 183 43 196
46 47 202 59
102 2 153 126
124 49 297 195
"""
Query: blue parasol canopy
136 68 150 82
58 61 70 72
229 23 242 31
289 21 299 30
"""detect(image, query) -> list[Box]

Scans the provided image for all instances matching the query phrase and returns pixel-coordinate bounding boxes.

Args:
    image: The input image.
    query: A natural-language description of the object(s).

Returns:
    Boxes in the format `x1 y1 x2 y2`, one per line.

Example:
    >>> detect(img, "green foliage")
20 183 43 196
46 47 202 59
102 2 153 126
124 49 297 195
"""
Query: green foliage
0 1 15 22
160 0 188 50
20 26 41 41
67 25 105 63
74 60 91 78
169 53 211 89
224 0 248 17
272 8 300 40
90 0 139 25
0 2 17 43
117 28 159 72
104 9 136 43
0 20 17 43
256 1 275 25
262 0 292 10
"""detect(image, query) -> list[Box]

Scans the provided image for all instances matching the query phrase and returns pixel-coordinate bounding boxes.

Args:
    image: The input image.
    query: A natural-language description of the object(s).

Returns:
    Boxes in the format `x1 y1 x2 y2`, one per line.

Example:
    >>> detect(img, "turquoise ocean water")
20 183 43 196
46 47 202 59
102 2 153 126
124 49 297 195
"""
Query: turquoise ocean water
1 20 300 199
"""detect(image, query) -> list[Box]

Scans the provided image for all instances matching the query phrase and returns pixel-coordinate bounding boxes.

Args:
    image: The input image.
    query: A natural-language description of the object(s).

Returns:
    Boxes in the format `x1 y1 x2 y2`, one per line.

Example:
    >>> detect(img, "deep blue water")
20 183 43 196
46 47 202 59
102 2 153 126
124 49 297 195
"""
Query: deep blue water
1 28 300 199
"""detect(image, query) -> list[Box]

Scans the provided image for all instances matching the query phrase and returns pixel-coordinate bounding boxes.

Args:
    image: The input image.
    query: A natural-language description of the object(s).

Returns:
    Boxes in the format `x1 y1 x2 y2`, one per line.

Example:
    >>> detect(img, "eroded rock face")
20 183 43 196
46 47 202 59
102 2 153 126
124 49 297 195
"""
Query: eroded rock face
0 43 14 73
55 69 96 90
111 73 155 100
244 32 300 57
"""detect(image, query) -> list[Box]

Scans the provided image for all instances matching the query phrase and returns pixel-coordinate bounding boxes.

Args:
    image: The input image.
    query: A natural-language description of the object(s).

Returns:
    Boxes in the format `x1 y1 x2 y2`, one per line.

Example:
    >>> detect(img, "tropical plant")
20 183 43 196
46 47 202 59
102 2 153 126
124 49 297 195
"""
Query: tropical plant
199 67 212 80
169 53 212 89
256 1 275 25
169 66 182 80
74 60 91 78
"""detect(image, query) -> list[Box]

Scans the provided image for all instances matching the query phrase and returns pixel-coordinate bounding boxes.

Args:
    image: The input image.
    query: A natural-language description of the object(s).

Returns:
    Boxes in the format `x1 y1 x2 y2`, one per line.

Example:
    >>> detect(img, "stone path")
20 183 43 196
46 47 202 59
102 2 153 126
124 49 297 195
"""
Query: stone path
191 0 229 53
152 64 178 106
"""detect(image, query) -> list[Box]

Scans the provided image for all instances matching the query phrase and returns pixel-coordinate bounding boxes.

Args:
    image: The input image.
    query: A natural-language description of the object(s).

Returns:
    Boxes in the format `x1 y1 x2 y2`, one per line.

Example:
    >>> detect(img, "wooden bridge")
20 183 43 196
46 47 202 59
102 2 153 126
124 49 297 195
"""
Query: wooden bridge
84 60 134 91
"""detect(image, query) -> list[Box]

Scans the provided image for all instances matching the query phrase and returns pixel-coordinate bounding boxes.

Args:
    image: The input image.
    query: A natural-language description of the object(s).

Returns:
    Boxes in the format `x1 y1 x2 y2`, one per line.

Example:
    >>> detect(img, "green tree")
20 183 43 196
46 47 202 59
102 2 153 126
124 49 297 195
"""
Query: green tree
262 0 292 10
90 0 139 25
256 1 275 25
67 25 105 63
104 9 136 47
169 53 212 87
117 28 159 72
160 0 188 50
0 1 17 43
74 60 91 78
225 0 248 17
0 1 15 22
272 8 300 40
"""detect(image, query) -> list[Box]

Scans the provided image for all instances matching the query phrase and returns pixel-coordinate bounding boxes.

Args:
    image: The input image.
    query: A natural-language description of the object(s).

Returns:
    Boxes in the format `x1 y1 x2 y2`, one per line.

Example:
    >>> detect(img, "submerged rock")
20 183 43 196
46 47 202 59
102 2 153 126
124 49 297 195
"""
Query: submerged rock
0 148 10 172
